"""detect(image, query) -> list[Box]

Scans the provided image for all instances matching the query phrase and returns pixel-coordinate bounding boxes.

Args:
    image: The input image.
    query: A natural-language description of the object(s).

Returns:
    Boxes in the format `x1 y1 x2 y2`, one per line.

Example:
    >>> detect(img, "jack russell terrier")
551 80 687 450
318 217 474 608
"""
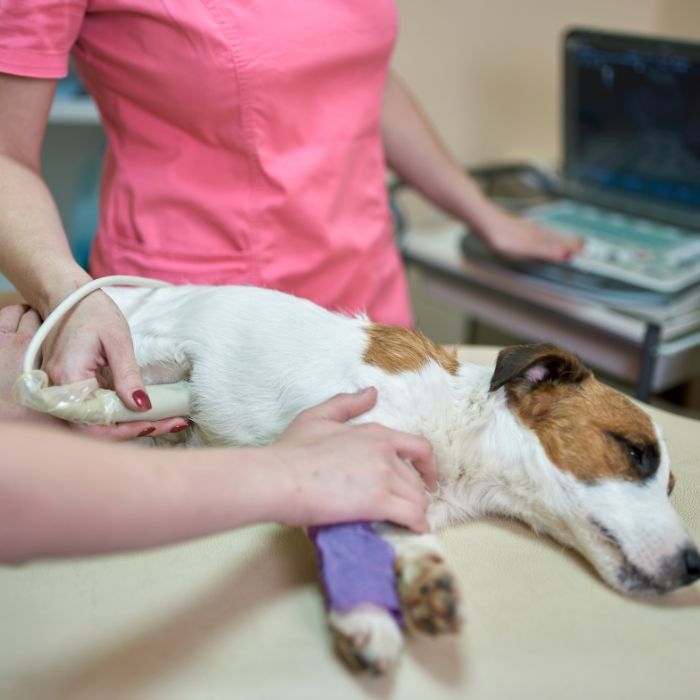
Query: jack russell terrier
106 284 700 673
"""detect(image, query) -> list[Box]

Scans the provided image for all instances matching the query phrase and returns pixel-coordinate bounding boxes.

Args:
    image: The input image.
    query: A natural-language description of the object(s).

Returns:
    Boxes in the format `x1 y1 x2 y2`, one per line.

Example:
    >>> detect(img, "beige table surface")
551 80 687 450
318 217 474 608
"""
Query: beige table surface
1 346 698 700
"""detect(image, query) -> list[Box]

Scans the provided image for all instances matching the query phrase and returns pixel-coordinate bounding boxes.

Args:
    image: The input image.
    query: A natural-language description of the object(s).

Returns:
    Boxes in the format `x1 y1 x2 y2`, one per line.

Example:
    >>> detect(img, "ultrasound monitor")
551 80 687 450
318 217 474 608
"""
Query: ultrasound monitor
563 29 700 216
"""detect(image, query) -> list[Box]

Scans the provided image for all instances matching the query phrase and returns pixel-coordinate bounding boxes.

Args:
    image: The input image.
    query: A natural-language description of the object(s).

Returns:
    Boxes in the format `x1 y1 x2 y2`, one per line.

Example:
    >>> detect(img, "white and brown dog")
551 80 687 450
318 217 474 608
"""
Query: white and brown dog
107 284 699 673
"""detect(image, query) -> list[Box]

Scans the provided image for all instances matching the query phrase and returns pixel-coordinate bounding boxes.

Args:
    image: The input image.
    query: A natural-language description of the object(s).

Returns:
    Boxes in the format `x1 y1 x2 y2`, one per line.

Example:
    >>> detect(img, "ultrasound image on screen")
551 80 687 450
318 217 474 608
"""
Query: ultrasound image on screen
570 42 700 209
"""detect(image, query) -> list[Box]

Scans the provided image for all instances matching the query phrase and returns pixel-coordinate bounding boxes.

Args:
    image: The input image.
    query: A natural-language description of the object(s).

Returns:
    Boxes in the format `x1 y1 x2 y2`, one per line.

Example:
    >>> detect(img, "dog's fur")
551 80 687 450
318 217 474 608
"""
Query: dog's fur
107 284 699 673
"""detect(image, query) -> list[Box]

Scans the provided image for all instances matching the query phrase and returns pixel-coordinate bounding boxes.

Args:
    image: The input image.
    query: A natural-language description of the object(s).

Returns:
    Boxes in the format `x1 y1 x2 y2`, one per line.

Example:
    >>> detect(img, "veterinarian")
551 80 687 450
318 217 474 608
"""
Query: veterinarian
0 2 580 442
0 306 437 562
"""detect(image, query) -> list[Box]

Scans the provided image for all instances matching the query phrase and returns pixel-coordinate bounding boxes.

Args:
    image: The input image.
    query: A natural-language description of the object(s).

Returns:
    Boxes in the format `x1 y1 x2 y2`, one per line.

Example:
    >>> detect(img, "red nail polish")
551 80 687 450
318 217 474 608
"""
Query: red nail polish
132 390 152 410
138 427 156 437
170 423 190 433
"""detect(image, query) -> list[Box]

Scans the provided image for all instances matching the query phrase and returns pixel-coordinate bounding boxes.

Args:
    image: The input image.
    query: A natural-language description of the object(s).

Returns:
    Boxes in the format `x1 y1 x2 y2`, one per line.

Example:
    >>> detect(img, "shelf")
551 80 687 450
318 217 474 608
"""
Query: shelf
49 98 101 126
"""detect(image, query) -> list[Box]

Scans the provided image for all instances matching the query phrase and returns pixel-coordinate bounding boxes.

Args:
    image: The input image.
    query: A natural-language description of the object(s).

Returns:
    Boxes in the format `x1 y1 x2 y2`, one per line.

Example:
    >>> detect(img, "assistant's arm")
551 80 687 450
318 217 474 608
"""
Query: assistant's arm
381 72 581 261
0 388 437 563
0 74 185 437
0 75 89 314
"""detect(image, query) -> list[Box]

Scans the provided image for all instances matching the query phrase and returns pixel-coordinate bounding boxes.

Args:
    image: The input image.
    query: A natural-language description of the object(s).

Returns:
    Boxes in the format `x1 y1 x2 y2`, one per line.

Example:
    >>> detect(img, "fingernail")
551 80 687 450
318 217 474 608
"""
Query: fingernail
138 427 156 437
132 390 152 410
170 423 190 433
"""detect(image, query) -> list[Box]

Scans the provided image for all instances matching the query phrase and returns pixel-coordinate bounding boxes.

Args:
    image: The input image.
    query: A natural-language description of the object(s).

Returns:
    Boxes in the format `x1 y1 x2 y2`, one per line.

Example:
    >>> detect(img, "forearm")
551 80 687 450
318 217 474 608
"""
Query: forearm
0 154 91 316
381 72 499 231
0 422 282 563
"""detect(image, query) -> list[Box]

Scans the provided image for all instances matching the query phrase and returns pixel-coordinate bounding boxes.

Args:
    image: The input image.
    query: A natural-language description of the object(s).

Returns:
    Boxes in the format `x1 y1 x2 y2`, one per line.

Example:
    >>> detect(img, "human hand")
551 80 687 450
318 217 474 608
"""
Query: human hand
475 206 583 263
40 290 187 440
0 304 56 423
268 387 437 532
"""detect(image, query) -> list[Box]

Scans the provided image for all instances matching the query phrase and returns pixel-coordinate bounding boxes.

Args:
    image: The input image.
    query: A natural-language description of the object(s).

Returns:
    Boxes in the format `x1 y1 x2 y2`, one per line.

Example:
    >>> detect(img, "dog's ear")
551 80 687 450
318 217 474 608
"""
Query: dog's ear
489 343 591 394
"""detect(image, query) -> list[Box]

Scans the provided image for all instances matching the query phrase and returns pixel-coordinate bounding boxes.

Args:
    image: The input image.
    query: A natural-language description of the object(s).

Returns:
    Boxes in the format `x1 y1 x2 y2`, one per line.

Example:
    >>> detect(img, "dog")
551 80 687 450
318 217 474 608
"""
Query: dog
106 283 700 673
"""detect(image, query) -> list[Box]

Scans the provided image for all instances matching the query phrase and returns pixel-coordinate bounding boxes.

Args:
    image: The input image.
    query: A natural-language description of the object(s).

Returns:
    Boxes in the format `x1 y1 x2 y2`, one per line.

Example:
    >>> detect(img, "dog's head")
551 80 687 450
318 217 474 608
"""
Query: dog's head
488 343 699 595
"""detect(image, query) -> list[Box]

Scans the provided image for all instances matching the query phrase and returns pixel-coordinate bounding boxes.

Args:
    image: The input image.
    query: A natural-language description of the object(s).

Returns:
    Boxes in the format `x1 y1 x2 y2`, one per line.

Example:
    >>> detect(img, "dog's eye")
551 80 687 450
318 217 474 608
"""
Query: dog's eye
610 434 659 480
626 444 642 464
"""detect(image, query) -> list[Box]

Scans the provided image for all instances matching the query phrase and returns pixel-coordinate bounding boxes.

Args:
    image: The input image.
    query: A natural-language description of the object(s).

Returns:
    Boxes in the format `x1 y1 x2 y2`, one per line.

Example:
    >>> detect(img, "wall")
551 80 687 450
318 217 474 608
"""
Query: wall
392 0 698 168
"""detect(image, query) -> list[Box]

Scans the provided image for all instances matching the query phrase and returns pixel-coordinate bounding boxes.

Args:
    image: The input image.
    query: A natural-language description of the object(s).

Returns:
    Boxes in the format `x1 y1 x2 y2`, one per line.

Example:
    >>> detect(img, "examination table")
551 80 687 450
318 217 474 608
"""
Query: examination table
1 346 699 700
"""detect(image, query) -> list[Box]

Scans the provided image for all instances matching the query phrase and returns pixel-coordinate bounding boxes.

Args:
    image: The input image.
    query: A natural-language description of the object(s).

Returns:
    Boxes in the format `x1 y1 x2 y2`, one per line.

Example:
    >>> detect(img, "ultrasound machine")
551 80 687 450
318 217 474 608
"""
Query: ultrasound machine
457 28 700 305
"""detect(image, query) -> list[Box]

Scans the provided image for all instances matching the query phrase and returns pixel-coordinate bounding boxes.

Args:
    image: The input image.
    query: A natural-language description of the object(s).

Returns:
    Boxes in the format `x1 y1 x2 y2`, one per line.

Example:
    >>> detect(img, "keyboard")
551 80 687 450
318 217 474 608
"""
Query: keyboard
525 200 700 293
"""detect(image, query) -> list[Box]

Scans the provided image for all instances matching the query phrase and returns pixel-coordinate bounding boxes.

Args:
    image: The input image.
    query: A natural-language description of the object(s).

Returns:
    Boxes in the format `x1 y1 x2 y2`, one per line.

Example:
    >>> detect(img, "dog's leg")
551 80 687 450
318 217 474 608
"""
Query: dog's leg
377 526 463 635
309 523 404 674
329 606 404 675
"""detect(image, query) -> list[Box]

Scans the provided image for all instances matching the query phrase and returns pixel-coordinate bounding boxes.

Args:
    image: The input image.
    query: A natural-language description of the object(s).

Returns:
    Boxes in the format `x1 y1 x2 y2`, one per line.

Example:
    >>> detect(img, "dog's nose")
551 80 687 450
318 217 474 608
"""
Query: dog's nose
681 547 700 585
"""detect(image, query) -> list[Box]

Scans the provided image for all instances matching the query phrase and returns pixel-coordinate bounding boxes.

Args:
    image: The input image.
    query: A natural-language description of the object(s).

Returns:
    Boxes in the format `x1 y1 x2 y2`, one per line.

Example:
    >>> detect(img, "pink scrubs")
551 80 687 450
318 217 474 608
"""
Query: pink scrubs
0 1 412 326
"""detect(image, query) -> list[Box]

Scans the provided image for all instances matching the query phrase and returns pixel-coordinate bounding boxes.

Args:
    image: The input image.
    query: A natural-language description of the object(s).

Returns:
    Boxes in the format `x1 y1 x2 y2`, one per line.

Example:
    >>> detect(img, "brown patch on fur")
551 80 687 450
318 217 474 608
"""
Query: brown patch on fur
510 376 658 483
668 471 676 495
363 324 458 375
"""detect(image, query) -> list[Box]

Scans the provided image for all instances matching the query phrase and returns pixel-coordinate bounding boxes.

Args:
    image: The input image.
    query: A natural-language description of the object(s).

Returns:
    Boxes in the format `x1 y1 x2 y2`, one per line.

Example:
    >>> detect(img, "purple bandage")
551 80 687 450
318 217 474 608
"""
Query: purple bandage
308 522 403 626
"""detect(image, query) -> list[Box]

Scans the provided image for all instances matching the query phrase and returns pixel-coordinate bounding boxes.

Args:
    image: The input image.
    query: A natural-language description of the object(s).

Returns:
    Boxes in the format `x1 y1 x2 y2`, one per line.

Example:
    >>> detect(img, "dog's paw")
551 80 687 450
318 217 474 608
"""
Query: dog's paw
329 605 403 675
396 554 462 635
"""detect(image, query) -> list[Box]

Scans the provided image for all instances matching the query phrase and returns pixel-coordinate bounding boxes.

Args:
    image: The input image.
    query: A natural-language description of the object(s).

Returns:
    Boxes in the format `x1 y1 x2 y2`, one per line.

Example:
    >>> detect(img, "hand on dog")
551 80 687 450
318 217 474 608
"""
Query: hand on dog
41 291 187 440
270 387 437 533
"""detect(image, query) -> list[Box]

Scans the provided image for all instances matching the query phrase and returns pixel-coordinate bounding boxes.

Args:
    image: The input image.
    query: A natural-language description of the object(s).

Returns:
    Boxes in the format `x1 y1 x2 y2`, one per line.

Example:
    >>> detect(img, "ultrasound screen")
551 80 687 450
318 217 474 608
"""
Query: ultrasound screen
566 35 700 210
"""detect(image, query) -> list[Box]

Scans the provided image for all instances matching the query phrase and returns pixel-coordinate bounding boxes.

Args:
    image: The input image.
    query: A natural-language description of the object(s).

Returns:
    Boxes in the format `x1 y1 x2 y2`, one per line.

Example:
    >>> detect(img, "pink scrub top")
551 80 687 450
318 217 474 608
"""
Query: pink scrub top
0 1 412 326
